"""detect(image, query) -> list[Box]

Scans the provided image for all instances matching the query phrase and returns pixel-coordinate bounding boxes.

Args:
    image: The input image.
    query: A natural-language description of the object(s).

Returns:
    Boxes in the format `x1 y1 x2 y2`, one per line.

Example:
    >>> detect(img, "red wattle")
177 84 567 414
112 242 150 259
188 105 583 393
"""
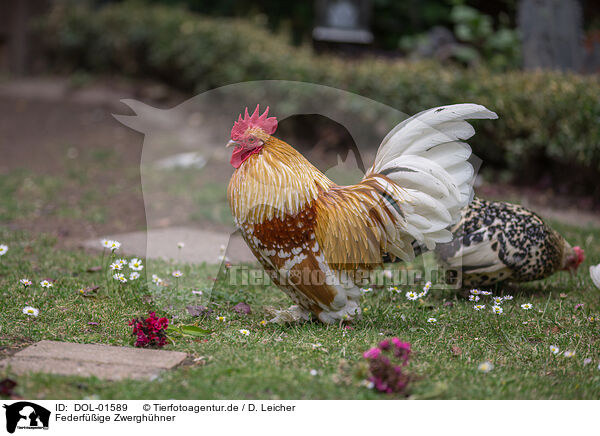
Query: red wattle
230 146 263 169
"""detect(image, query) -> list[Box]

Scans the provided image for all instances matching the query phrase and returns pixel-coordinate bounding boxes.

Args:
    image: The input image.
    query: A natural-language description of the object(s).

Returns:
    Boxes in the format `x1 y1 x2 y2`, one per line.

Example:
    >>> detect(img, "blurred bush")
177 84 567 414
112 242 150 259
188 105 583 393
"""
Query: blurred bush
40 1 600 197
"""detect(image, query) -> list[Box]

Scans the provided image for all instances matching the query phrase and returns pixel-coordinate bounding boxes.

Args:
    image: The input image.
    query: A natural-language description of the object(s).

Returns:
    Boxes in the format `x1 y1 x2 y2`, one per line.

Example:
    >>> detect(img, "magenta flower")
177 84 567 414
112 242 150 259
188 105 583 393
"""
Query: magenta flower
129 312 169 347
379 339 391 350
363 337 412 394
363 347 381 359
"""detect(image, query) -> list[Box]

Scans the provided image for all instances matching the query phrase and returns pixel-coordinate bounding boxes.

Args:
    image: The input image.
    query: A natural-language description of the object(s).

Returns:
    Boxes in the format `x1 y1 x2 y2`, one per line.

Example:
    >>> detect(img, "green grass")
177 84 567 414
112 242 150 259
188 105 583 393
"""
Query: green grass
0 224 599 400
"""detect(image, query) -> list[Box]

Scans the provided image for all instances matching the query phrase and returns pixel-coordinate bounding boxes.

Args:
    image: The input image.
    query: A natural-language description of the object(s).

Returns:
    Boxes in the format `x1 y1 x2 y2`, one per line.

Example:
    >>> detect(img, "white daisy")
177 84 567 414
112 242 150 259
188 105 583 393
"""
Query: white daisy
172 270 183 278
113 273 127 283
19 279 32 287
418 291 426 298
423 281 432 291
177 242 185 249
128 258 144 271
129 272 140 280
0 244 8 256
40 280 52 288
405 291 418 301
480 290 493 296
470 289 481 295
563 350 575 358
109 240 121 251
360 379 375 389
492 297 503 305
427 317 437 323
309 369 318 376
362 287 373 293
521 303 533 310
192 290 203 295
503 295 513 301
478 361 494 373
469 295 480 302
239 329 250 336
583 358 592 366
22 306 39 317
550 345 560 355
474 304 485 311
217 316 226 322
388 286 399 293
492 305 503 315
383 270 393 280
116 258 127 266
109 262 122 271
151 274 163 285
101 239 112 249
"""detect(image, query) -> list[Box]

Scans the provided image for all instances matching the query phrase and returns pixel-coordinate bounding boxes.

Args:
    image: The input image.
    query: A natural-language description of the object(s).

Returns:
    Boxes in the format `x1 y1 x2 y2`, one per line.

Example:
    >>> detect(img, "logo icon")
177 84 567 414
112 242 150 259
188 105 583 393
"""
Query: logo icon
3 402 50 434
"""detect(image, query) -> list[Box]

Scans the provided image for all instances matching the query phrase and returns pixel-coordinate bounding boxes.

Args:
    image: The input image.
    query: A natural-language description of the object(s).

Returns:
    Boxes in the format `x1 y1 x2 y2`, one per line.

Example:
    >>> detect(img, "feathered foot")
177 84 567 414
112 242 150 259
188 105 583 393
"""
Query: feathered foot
265 305 311 324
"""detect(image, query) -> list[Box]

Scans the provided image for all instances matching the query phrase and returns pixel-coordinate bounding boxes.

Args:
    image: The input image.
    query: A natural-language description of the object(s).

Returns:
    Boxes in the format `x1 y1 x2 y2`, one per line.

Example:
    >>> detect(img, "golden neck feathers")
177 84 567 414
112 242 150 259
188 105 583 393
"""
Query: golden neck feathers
227 137 334 225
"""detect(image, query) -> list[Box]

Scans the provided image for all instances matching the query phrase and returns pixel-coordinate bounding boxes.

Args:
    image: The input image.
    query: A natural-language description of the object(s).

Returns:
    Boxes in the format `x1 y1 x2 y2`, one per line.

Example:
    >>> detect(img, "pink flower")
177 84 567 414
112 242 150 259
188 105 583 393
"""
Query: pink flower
363 338 412 394
379 339 391 350
363 347 381 359
129 312 169 348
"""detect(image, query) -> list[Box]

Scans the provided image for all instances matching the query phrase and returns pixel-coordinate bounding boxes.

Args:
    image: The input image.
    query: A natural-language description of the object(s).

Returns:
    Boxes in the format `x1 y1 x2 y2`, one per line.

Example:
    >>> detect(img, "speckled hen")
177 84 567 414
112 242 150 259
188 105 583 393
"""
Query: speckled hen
227 104 497 323
435 197 585 287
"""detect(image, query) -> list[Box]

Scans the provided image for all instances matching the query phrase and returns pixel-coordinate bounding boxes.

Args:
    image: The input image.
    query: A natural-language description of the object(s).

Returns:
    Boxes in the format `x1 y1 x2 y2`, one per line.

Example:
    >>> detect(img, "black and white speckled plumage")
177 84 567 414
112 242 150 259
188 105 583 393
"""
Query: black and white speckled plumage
436 197 571 287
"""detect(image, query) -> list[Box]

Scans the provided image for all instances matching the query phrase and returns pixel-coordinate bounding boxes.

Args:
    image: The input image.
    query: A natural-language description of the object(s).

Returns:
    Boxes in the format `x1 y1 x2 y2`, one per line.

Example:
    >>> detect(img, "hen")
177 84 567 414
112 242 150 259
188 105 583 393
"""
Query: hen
435 197 585 287
227 104 497 323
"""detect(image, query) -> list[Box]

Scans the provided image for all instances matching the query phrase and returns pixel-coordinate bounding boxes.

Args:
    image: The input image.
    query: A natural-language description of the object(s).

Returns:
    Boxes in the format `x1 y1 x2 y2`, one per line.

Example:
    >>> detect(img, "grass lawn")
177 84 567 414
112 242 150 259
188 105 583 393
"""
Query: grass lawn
1 221 599 400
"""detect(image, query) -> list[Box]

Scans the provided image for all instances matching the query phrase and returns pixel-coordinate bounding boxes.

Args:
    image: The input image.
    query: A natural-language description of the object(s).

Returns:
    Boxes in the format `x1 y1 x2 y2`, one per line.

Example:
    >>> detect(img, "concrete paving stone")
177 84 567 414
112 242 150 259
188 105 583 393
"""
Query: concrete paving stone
0 340 188 381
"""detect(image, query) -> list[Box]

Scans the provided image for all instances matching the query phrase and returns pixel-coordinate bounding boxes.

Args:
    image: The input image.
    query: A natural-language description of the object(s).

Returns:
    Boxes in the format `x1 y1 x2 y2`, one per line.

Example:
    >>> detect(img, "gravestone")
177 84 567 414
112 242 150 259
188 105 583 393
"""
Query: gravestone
313 0 373 52
518 0 584 71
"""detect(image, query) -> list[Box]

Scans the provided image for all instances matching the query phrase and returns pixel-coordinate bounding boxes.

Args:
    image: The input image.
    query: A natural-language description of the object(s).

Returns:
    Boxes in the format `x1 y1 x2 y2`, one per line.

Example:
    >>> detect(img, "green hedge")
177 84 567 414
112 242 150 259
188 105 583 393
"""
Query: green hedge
40 1 600 196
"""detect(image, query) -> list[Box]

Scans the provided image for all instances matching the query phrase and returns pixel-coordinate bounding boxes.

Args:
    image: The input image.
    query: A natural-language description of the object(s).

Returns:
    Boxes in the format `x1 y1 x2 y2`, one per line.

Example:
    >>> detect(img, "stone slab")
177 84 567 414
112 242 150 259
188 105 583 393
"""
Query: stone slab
0 340 188 381
82 227 256 264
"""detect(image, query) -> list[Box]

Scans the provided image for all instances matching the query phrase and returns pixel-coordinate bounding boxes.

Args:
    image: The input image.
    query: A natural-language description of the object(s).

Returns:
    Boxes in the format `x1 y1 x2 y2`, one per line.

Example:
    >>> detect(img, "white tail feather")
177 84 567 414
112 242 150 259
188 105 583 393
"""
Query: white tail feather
367 103 497 252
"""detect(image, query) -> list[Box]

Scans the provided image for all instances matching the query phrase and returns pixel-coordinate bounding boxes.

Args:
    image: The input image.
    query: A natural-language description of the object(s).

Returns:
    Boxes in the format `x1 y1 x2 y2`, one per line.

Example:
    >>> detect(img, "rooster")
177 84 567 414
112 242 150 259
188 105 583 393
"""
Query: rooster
435 197 585 287
227 104 497 323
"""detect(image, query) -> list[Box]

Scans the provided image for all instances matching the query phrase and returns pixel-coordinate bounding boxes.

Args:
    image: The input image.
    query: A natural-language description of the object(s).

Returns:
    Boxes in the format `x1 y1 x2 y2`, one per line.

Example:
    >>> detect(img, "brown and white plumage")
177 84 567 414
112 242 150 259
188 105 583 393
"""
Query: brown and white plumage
227 104 497 323
435 197 585 287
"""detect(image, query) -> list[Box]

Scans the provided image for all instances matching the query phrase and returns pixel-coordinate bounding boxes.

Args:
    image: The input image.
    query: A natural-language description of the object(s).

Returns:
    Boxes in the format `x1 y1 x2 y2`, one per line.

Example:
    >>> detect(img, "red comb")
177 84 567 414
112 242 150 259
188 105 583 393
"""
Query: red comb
231 105 277 141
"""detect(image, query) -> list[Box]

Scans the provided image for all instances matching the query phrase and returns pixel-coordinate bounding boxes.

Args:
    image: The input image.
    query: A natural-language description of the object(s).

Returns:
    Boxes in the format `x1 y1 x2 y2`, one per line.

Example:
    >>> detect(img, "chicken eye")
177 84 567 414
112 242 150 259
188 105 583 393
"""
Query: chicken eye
247 136 256 144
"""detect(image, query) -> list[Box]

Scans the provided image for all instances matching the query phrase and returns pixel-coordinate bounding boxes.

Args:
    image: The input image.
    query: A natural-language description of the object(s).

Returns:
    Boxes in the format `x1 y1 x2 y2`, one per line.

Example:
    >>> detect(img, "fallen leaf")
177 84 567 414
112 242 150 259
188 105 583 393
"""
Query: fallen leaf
0 378 17 397
86 266 102 273
186 305 213 317
178 325 213 337
233 302 251 315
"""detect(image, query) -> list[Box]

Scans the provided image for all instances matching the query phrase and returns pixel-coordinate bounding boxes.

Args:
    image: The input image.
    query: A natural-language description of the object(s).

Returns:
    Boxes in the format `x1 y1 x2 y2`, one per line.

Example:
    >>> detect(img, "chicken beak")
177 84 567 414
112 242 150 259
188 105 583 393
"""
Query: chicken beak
226 140 239 148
